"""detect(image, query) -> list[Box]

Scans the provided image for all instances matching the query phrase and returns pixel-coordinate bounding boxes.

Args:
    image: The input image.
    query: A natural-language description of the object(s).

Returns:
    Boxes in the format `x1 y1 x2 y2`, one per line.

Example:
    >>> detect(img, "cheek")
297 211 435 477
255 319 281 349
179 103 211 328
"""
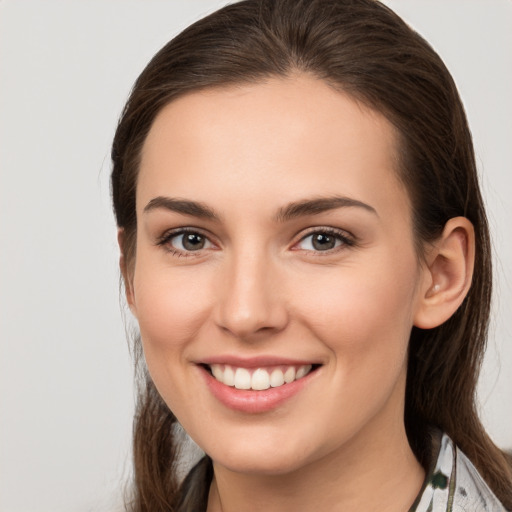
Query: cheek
132 258 213 350
130 259 217 413
291 253 420 439
293 251 420 370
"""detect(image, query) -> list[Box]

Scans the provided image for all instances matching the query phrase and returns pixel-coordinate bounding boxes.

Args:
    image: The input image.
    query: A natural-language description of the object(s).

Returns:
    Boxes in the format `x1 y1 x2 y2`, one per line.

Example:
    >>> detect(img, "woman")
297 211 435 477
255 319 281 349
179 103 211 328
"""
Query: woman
111 0 512 510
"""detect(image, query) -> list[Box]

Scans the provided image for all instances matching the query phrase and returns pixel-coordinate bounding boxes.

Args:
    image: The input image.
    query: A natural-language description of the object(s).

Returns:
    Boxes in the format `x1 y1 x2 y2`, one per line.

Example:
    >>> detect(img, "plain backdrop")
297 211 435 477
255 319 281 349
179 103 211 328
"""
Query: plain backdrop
0 1 511 510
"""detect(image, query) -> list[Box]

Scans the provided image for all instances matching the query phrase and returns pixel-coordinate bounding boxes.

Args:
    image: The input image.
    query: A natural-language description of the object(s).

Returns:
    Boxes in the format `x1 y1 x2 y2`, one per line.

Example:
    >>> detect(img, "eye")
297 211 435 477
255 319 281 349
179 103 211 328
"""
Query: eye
295 229 353 252
158 229 214 254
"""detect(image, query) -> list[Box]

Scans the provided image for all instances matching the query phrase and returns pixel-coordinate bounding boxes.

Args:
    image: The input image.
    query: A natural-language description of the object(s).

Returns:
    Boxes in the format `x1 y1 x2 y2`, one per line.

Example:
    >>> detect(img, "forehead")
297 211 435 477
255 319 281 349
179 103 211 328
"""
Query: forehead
138 75 409 221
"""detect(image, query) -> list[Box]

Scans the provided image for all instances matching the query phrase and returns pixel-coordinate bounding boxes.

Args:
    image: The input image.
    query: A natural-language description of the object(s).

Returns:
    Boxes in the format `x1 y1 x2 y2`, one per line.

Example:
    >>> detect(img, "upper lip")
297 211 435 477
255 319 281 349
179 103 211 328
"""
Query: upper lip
198 355 322 368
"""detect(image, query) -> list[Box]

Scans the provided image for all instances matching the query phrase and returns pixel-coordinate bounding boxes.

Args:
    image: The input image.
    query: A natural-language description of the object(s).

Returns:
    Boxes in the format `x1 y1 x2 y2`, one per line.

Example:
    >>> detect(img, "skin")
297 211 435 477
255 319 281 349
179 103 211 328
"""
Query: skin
121 75 474 511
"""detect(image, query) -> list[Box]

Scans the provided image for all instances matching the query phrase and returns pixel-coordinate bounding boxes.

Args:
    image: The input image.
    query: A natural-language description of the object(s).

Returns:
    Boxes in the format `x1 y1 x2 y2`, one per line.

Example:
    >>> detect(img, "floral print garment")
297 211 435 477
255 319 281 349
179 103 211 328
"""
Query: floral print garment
411 432 507 512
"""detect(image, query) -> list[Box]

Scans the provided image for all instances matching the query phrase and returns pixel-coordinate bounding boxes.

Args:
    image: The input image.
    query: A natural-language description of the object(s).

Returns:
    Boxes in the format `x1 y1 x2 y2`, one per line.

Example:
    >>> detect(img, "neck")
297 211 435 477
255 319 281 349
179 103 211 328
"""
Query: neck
207 420 424 512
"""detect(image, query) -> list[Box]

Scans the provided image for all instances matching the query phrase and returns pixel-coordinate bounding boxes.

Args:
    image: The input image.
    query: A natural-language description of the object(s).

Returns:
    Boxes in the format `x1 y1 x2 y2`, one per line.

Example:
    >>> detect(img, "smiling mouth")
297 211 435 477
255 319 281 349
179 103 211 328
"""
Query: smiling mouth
204 364 320 391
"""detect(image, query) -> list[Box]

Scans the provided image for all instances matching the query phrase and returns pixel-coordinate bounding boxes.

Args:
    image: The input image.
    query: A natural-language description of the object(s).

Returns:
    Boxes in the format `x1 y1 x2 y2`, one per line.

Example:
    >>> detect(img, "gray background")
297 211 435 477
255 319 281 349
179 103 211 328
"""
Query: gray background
1 1 510 510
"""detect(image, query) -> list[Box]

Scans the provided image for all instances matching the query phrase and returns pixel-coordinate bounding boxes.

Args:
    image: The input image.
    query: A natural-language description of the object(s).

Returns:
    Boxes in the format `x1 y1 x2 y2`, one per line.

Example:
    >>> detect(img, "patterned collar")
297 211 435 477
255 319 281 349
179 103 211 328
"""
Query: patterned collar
410 431 506 511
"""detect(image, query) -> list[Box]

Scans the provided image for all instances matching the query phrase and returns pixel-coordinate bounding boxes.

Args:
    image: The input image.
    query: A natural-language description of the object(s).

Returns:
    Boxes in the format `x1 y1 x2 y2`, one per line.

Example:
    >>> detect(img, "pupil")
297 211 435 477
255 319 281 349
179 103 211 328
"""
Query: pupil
183 233 204 251
312 233 335 251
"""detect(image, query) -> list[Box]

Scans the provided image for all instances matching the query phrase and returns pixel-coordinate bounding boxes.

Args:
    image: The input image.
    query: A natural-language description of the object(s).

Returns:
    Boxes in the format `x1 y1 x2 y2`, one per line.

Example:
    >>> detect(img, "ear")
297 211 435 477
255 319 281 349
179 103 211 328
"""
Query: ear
414 217 475 329
117 228 137 317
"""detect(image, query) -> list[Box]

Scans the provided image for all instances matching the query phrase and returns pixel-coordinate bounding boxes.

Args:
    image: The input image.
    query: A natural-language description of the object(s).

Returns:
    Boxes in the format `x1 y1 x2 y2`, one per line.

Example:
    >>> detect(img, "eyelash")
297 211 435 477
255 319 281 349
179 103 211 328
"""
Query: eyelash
156 227 214 257
156 226 356 257
293 227 355 255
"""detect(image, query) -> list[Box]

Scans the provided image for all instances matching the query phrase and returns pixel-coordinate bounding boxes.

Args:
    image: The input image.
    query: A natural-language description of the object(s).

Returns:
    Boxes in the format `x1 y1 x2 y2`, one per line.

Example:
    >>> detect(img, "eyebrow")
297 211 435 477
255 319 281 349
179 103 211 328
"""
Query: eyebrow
143 196 219 220
274 196 378 222
143 195 377 222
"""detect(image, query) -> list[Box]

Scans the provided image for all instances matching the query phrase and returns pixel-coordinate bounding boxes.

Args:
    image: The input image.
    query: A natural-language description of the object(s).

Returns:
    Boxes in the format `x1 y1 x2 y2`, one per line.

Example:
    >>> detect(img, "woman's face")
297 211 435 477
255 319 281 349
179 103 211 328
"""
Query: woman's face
128 76 429 475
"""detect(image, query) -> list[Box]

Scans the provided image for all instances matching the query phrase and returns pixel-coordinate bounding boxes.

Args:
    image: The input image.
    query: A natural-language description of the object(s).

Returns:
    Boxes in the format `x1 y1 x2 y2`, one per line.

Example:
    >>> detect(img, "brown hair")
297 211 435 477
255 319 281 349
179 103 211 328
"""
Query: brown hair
111 0 512 509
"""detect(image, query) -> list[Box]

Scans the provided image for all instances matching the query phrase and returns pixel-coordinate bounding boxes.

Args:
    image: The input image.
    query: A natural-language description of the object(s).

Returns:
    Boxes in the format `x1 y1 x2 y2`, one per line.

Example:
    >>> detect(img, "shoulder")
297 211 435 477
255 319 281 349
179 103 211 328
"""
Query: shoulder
412 432 508 512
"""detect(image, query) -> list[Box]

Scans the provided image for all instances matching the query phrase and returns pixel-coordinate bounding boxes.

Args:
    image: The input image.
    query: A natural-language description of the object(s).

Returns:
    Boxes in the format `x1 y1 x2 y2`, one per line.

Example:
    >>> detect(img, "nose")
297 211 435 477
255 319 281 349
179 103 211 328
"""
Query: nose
214 250 288 341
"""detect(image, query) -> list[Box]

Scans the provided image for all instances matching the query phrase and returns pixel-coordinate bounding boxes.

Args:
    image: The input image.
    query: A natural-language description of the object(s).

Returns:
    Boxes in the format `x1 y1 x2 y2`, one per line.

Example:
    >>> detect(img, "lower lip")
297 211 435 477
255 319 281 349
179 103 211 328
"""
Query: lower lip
200 366 317 414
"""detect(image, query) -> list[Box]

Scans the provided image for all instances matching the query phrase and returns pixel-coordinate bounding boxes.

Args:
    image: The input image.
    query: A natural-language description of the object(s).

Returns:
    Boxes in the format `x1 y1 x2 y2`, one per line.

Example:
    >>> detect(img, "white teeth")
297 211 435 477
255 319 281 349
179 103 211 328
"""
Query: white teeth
284 366 295 383
296 364 312 379
270 368 285 387
211 364 223 382
234 368 251 389
251 368 271 390
223 365 235 386
209 364 314 390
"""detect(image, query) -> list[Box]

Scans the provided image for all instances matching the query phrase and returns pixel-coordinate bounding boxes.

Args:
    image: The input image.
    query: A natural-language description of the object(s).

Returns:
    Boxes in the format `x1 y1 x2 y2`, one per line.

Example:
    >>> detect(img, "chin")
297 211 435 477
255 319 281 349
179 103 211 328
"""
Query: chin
212 450 308 476
200 430 323 476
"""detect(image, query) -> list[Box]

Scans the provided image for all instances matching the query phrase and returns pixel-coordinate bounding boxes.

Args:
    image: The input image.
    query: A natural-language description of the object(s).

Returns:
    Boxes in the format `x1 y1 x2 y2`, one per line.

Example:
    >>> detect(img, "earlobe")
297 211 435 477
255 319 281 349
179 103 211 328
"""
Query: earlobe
117 228 137 317
414 217 475 329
